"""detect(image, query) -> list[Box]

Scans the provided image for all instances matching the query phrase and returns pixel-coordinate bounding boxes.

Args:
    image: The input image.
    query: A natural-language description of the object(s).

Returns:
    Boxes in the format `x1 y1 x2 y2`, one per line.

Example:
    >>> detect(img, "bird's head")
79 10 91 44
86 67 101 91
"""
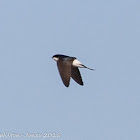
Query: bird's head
52 54 60 61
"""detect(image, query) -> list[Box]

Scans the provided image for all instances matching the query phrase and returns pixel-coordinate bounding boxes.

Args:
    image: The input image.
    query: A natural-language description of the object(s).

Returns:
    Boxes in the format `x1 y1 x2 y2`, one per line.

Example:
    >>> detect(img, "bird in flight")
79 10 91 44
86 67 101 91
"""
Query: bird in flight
52 54 94 87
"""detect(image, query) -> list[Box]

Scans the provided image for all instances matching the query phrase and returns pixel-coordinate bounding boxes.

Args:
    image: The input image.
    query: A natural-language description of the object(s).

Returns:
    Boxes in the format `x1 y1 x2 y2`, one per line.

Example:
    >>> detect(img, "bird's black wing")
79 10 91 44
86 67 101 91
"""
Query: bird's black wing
57 59 73 87
71 66 83 86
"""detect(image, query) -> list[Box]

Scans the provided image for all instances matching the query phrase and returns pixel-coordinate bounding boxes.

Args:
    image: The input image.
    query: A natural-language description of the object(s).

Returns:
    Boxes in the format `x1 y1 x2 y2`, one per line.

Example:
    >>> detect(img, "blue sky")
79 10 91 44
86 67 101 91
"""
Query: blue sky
0 0 140 140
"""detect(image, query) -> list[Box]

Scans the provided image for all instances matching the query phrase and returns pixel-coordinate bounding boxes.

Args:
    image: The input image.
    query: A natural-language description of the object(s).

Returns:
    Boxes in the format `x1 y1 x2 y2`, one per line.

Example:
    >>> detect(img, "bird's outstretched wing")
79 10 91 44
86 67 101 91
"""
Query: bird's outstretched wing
71 66 83 86
57 59 73 87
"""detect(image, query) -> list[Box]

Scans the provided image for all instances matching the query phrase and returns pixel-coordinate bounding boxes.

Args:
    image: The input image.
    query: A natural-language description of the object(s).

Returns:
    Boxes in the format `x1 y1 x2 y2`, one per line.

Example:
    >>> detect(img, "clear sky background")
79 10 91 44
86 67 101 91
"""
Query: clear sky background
0 0 140 140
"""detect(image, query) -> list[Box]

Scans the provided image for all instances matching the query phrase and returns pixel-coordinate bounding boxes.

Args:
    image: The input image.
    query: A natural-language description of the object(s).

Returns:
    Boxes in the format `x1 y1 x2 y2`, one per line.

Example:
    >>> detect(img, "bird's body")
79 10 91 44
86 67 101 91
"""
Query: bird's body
52 54 93 87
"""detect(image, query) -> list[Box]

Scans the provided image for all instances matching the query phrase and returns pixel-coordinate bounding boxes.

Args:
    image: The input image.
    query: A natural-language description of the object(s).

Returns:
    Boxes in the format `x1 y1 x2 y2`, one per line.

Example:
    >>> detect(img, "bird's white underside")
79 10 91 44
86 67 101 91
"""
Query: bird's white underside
72 59 84 68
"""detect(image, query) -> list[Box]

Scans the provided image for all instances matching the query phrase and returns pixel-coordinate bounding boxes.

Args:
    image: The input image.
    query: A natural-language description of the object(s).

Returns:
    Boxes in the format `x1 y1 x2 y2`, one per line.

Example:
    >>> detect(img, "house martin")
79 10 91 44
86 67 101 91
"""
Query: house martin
52 54 94 87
